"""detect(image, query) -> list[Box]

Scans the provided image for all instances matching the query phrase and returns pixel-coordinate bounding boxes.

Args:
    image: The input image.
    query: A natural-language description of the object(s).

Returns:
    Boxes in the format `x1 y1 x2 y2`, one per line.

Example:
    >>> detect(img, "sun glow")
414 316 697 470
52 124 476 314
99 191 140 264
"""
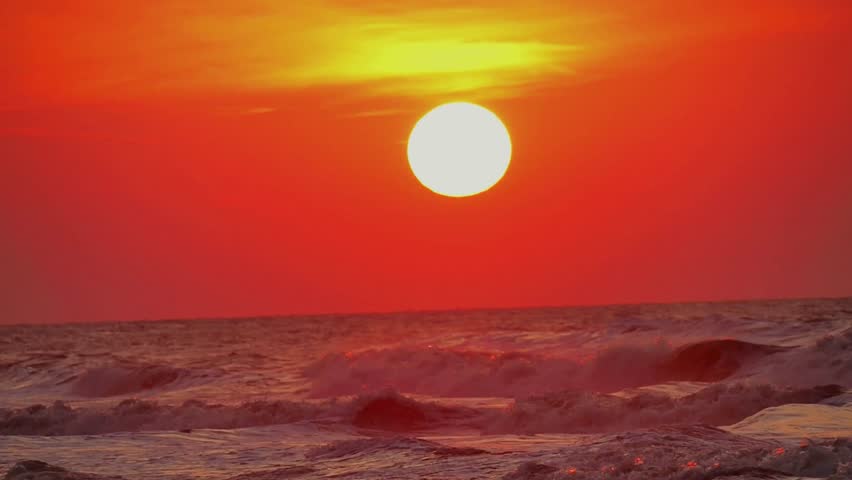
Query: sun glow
407 102 512 197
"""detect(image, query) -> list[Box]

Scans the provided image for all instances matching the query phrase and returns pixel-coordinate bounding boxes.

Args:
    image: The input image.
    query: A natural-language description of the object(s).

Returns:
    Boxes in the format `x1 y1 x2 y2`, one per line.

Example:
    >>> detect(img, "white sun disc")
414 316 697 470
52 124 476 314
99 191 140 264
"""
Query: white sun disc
407 102 512 197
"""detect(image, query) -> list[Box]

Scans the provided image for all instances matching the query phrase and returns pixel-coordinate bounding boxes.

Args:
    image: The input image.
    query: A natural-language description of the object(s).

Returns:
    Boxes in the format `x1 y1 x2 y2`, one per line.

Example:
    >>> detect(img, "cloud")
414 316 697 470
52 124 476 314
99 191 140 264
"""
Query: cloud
4 0 844 105
182 1 600 99
239 107 278 115
2 1 603 103
341 108 405 118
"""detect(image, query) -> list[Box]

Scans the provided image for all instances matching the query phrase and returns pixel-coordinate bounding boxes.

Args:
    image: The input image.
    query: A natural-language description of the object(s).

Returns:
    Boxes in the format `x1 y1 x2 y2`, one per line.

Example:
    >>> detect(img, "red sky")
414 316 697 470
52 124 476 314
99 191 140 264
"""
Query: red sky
2 1 851 324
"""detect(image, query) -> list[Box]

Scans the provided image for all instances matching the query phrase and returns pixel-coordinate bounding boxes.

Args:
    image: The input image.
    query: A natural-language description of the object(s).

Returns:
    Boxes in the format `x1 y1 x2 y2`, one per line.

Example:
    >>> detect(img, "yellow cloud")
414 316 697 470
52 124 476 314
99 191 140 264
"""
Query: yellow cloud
3 1 612 104
175 1 599 99
5 0 845 106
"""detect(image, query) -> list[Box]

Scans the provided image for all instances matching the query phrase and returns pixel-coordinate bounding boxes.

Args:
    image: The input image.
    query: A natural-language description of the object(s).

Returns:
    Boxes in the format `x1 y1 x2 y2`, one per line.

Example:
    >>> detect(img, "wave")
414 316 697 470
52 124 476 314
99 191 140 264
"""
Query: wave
305 339 794 398
0 390 477 436
1 384 843 437
501 426 850 480
3 461 117 480
659 339 791 382
484 383 844 434
3 460 315 480
347 389 480 431
0 353 78 394
69 364 192 397
0 397 325 436
0 354 223 401
733 326 852 387
306 437 487 460
225 466 316 480
8 429 850 480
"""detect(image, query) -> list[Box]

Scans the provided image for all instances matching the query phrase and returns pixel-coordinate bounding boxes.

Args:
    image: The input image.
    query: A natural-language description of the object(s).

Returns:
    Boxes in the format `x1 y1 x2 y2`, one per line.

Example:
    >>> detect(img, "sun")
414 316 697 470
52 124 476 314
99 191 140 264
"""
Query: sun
407 102 512 197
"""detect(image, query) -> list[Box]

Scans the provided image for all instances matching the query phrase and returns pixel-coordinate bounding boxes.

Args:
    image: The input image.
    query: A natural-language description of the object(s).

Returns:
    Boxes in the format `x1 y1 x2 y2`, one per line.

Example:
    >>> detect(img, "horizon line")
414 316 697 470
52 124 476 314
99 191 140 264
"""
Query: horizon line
4 293 850 328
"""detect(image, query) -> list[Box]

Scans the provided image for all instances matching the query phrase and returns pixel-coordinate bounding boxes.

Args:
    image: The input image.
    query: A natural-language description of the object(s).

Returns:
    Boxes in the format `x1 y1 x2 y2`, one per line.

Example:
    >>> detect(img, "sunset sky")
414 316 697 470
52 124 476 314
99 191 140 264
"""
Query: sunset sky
2 1 851 324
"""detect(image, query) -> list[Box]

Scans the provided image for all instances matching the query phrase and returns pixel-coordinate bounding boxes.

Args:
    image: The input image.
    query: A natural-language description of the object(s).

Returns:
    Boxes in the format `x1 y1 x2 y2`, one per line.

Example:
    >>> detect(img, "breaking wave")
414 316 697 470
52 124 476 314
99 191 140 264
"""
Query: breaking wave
735 326 852 387
1 384 843 436
0 354 223 400
70 364 194 397
347 389 480 431
305 339 793 398
0 390 479 436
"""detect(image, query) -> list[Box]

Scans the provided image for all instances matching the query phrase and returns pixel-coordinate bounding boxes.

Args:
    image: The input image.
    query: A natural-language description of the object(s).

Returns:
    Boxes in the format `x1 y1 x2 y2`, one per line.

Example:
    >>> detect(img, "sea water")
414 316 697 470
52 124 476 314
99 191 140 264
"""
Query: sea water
1 298 851 479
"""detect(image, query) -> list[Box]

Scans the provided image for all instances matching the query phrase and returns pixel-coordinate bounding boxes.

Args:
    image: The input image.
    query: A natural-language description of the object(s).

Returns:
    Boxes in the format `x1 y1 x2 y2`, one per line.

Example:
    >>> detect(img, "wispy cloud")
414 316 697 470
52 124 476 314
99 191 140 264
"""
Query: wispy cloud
239 107 278 116
3 1 605 103
176 1 603 100
4 0 842 106
341 108 406 118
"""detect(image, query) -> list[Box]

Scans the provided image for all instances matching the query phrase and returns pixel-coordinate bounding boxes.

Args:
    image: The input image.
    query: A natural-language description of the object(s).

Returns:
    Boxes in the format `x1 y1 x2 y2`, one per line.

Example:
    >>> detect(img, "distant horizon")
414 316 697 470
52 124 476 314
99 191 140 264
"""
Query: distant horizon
6 293 850 327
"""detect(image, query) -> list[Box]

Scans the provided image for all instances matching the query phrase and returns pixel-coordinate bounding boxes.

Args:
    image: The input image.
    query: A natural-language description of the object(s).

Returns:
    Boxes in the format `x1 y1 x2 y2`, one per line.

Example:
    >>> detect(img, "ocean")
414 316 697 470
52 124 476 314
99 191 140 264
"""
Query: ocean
1 298 851 479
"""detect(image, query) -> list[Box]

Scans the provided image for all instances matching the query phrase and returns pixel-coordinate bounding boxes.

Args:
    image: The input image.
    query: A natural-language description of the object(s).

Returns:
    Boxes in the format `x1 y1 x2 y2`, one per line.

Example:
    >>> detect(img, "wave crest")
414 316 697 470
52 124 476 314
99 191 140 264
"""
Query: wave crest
1 384 842 436
347 389 479 431
0 390 475 436
0 397 324 436
70 364 191 397
306 339 792 398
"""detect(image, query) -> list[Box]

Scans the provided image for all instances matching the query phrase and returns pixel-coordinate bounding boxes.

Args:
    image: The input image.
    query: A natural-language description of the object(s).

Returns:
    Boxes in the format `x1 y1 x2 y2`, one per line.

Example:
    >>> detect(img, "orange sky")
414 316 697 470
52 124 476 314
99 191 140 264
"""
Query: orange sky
2 1 852 323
